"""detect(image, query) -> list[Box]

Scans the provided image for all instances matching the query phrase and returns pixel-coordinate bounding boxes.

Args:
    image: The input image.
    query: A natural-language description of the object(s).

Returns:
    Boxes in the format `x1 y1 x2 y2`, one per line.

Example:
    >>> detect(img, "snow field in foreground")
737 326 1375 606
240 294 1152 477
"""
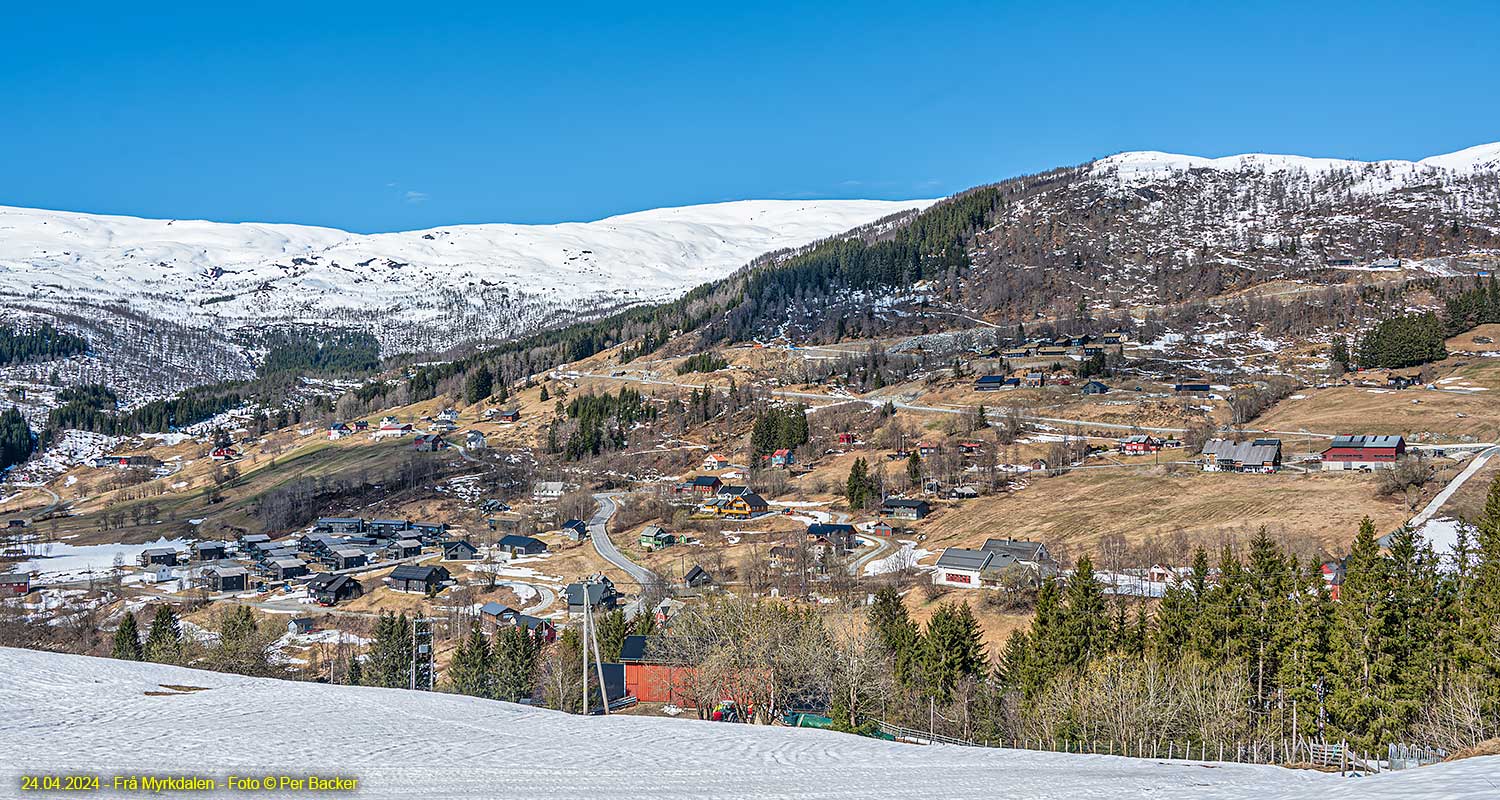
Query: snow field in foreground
2 648 1496 799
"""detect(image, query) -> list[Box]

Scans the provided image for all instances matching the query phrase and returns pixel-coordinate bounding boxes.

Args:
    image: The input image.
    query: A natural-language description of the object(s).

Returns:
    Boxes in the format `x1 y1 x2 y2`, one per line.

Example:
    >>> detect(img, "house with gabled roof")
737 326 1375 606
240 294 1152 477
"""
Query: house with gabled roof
203 566 247 593
442 540 479 561
560 518 589 541
881 498 930 520
639 526 674 551
387 564 451 594
308 573 364 605
498 534 548 556
1201 438 1282 473
1320 435 1406 471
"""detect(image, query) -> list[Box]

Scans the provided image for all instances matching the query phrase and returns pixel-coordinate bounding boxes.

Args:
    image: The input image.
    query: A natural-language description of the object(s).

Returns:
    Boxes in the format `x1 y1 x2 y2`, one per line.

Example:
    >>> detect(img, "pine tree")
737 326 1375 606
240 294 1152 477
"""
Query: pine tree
596 609 628 662
367 612 415 688
845 458 874 510
539 385 550 402
464 365 494 404
1327 518 1395 746
445 627 496 698
1245 529 1290 711
922 602 985 703
1058 555 1107 668
494 626 540 702
112 612 143 661
1384 524 1441 732
868 586 921 686
345 655 364 686
144 605 183 664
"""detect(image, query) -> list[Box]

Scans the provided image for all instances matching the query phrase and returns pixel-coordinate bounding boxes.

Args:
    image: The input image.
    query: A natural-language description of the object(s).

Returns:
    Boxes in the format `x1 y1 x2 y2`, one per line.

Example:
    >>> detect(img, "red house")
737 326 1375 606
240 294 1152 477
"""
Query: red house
619 635 697 707
1320 435 1406 471
1120 435 1162 455
836 432 855 447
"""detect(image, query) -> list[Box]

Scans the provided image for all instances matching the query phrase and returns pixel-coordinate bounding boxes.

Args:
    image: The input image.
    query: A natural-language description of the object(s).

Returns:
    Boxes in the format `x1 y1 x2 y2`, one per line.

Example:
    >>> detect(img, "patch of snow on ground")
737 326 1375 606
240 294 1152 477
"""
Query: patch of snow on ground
10 537 188 585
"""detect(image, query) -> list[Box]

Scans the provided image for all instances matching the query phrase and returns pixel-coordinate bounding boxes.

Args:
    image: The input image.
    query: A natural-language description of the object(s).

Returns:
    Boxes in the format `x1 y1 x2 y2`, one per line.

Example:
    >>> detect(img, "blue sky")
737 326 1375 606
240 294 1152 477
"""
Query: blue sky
3 1 1498 232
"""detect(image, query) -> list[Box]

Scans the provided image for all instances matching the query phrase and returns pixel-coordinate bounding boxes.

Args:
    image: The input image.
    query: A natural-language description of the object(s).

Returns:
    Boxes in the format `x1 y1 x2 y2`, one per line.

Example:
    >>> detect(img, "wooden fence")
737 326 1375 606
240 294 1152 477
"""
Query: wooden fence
872 721 1446 775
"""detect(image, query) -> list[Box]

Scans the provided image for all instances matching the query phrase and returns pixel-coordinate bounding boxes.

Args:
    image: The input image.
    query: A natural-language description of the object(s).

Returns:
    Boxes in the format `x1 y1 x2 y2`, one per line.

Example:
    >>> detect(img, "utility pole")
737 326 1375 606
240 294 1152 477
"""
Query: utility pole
588 598 610 716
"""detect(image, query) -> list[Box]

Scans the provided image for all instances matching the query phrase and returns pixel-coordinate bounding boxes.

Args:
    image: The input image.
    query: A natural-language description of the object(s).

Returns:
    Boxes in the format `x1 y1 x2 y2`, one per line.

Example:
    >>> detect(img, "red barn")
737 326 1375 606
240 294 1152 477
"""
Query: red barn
1320 435 1406 471
619 635 697 707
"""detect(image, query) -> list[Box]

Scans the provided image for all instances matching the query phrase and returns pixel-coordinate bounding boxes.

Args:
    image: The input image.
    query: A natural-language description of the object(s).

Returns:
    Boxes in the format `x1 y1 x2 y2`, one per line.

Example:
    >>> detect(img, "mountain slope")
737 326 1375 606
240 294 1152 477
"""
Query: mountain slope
0 199 934 354
8 647 1493 799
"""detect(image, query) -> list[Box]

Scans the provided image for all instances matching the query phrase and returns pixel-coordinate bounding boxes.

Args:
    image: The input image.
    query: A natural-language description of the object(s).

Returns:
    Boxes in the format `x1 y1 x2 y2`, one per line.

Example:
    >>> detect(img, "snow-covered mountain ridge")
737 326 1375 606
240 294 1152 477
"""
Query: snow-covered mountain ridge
2 647 1492 799
0 198 934 354
1094 141 1500 183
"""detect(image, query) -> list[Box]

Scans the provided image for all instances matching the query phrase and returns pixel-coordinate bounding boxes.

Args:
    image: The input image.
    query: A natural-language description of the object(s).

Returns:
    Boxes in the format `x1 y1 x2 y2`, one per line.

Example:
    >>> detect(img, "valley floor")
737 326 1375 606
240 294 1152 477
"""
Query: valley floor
1 647 1494 799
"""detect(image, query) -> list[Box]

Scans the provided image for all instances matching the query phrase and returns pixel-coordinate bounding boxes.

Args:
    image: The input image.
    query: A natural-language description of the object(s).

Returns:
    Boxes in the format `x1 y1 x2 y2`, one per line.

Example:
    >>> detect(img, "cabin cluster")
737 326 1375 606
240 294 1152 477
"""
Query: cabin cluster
119 518 475 604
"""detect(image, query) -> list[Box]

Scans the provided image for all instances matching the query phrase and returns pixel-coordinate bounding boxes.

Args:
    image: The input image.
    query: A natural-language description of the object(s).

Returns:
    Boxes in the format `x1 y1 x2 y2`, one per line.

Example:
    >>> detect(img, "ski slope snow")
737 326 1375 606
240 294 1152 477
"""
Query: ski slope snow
1 647 1495 799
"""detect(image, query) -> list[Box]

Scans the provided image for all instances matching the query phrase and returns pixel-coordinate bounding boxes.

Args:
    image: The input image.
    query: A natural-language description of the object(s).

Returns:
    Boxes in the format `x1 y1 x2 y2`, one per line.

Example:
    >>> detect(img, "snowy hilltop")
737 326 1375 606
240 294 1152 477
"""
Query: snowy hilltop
1091 141 1500 190
0 198 933 354
1 647 1493 799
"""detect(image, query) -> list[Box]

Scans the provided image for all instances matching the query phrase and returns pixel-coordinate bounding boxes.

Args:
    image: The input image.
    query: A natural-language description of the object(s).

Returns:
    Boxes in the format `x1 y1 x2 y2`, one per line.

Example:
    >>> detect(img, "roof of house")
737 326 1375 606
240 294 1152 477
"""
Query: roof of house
882 498 930 509
515 614 553 632
310 573 356 592
619 634 650 662
807 523 856 538
207 566 248 578
640 525 668 539
442 540 477 552
684 564 711 585
498 534 546 549
140 547 177 557
391 539 423 549
193 541 228 550
562 518 588 532
241 534 272 543
691 475 723 487
268 558 305 570
935 548 993 571
734 491 768 507
981 538 1048 562
480 601 514 618
565 581 615 606
389 565 447 583
974 374 1007 384
1326 434 1405 450
332 548 365 559
1202 438 1282 464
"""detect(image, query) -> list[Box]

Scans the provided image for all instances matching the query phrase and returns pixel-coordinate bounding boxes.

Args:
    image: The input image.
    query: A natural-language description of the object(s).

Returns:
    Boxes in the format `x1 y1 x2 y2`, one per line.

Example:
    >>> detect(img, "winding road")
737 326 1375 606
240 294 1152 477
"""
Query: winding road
588 493 657 614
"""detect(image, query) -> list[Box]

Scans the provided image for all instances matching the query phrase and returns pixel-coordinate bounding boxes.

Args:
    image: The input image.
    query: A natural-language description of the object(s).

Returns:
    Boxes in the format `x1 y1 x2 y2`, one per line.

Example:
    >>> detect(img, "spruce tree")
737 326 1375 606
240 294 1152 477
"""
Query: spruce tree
144 605 183 664
445 628 496 698
112 612 143 661
867 586 921 686
1058 555 1107 668
921 602 985 703
494 626 540 702
1327 518 1395 746
596 609 628 662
